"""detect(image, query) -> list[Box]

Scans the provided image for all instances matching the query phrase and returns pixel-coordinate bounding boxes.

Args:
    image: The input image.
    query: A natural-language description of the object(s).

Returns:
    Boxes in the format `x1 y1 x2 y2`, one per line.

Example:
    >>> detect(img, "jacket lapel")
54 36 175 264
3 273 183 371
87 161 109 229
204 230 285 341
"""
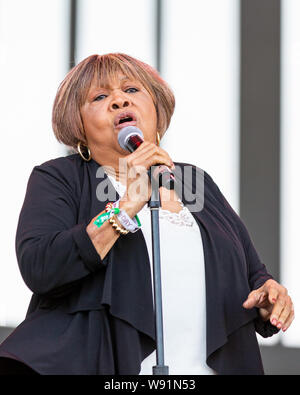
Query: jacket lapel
174 162 257 361
85 159 156 342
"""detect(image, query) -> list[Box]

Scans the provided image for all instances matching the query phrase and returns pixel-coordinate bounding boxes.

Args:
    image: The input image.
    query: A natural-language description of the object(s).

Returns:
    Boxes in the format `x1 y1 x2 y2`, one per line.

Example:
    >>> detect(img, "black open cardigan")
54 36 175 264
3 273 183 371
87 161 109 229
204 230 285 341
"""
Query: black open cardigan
0 154 279 375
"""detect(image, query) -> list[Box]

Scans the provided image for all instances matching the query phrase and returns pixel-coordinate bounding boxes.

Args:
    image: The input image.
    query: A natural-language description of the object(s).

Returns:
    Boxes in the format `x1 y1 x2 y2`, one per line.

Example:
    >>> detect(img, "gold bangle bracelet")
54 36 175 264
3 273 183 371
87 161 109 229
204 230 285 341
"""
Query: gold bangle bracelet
109 215 129 235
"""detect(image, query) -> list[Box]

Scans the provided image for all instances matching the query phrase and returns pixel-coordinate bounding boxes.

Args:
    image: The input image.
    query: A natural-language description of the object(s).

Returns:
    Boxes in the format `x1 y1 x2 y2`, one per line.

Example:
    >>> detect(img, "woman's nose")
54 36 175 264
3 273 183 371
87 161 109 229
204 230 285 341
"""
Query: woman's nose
110 92 130 110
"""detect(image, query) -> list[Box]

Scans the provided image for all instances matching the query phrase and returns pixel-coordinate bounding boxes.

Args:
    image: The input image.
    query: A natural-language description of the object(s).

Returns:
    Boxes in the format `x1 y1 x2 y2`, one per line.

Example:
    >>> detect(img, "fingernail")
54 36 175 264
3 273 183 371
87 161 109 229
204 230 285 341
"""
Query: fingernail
271 318 277 325
272 298 277 303
282 327 287 332
277 322 282 329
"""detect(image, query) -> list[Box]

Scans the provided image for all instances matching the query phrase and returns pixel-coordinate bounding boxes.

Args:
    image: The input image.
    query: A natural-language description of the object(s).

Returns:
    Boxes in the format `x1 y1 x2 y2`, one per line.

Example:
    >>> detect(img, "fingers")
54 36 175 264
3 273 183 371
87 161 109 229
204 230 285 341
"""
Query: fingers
282 309 295 332
260 279 295 331
243 290 267 309
269 296 286 327
128 142 173 170
243 292 258 309
243 281 295 332
273 295 294 331
121 142 174 212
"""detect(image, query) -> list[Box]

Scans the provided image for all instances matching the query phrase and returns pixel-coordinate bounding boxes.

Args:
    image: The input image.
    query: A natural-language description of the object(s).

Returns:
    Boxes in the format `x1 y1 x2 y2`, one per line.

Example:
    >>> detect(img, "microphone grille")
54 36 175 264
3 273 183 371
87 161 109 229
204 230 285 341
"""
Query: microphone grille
118 126 144 150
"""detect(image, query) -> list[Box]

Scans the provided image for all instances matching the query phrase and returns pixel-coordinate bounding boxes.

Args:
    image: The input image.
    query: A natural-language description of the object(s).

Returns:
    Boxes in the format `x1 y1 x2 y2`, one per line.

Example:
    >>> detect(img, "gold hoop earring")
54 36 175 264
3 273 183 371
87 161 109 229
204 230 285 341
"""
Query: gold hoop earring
156 132 161 146
77 141 92 162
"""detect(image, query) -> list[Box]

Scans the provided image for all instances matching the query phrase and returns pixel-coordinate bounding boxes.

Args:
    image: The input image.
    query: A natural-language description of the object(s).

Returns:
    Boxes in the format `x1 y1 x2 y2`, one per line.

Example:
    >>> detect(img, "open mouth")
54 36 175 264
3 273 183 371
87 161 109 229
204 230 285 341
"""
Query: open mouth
114 112 138 129
119 117 133 124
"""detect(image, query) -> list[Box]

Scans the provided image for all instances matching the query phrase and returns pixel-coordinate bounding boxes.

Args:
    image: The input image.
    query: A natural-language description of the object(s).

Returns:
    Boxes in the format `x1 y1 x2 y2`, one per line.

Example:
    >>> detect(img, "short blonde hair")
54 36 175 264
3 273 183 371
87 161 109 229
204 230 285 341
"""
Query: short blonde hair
52 53 175 149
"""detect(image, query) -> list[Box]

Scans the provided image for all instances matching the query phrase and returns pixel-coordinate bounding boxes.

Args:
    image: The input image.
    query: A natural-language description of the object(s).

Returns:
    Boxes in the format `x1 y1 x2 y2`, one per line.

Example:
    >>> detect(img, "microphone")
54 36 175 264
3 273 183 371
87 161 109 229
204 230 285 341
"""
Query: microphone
118 126 175 190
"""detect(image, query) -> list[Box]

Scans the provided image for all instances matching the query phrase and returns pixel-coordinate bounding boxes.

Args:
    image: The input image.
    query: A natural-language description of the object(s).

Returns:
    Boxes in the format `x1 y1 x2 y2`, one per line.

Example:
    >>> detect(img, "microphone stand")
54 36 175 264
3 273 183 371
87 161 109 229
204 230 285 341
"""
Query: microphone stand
148 167 171 376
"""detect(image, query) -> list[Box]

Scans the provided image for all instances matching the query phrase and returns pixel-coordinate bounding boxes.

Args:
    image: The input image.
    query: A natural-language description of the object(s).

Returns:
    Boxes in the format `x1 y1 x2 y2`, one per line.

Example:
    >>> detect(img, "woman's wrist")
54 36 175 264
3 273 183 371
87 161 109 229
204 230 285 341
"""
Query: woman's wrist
104 201 141 233
86 214 121 260
119 195 145 218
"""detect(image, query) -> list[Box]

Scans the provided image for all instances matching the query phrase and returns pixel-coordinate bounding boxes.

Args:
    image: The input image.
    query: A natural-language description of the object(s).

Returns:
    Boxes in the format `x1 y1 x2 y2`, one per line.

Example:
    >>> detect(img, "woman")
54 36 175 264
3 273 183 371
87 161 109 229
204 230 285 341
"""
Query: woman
0 53 294 375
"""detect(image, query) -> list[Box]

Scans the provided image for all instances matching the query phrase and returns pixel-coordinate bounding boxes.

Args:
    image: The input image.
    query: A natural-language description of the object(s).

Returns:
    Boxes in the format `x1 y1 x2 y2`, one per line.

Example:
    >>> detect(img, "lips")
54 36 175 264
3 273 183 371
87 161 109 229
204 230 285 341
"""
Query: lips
114 111 138 130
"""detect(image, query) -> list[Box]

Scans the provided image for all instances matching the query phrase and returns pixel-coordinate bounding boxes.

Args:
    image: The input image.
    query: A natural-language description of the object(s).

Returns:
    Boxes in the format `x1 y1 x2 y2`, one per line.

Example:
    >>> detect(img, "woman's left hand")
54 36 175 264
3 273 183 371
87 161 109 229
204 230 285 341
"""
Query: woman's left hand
243 279 294 332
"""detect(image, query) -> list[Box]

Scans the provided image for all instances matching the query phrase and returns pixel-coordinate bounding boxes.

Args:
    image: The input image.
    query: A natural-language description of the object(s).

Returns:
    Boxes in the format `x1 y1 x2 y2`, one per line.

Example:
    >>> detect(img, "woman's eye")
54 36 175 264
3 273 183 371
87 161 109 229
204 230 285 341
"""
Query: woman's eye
93 88 138 101
94 94 107 101
125 87 139 93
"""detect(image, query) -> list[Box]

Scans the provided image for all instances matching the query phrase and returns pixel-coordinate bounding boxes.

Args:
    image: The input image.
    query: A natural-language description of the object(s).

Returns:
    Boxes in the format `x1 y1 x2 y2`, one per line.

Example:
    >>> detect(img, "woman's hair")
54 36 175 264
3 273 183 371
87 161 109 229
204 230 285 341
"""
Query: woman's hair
52 53 175 149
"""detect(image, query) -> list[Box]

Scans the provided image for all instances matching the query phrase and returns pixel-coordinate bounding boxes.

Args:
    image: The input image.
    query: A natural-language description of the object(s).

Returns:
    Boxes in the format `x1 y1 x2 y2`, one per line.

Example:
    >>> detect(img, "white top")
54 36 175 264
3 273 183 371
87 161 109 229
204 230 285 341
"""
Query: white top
107 174 215 375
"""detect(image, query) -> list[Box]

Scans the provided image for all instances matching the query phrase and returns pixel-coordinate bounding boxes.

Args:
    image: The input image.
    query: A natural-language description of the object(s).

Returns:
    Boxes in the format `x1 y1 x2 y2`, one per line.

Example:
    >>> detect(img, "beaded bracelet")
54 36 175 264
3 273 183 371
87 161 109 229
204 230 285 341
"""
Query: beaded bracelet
108 215 129 235
106 200 141 233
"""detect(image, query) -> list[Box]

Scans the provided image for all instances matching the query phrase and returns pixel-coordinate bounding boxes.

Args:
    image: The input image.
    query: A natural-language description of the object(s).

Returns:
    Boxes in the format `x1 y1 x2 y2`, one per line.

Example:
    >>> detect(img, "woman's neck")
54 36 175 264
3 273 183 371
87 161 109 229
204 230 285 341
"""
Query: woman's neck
90 147 128 184
102 163 127 184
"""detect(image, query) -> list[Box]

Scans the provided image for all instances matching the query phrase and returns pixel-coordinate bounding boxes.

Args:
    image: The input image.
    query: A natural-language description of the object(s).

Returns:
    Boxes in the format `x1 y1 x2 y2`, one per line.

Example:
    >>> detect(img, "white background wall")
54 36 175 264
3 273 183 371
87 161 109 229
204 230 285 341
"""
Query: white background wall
161 0 240 212
0 0 69 326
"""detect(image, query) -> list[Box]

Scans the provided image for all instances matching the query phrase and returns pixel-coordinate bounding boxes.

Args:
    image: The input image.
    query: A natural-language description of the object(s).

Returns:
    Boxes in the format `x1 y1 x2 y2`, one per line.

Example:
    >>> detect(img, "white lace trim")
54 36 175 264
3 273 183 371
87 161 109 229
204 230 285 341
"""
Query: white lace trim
106 173 195 227
149 205 194 227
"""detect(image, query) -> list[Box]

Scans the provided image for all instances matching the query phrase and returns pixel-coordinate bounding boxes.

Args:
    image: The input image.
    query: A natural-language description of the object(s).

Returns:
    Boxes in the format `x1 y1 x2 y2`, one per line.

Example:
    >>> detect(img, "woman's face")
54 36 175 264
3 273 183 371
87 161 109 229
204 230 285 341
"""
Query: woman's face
80 72 158 165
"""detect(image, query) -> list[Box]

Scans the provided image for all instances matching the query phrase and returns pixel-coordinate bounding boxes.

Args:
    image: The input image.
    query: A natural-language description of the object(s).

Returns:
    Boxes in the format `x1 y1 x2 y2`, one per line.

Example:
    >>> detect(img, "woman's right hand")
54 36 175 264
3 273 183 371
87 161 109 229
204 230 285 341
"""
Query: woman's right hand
119 141 174 217
86 141 174 260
